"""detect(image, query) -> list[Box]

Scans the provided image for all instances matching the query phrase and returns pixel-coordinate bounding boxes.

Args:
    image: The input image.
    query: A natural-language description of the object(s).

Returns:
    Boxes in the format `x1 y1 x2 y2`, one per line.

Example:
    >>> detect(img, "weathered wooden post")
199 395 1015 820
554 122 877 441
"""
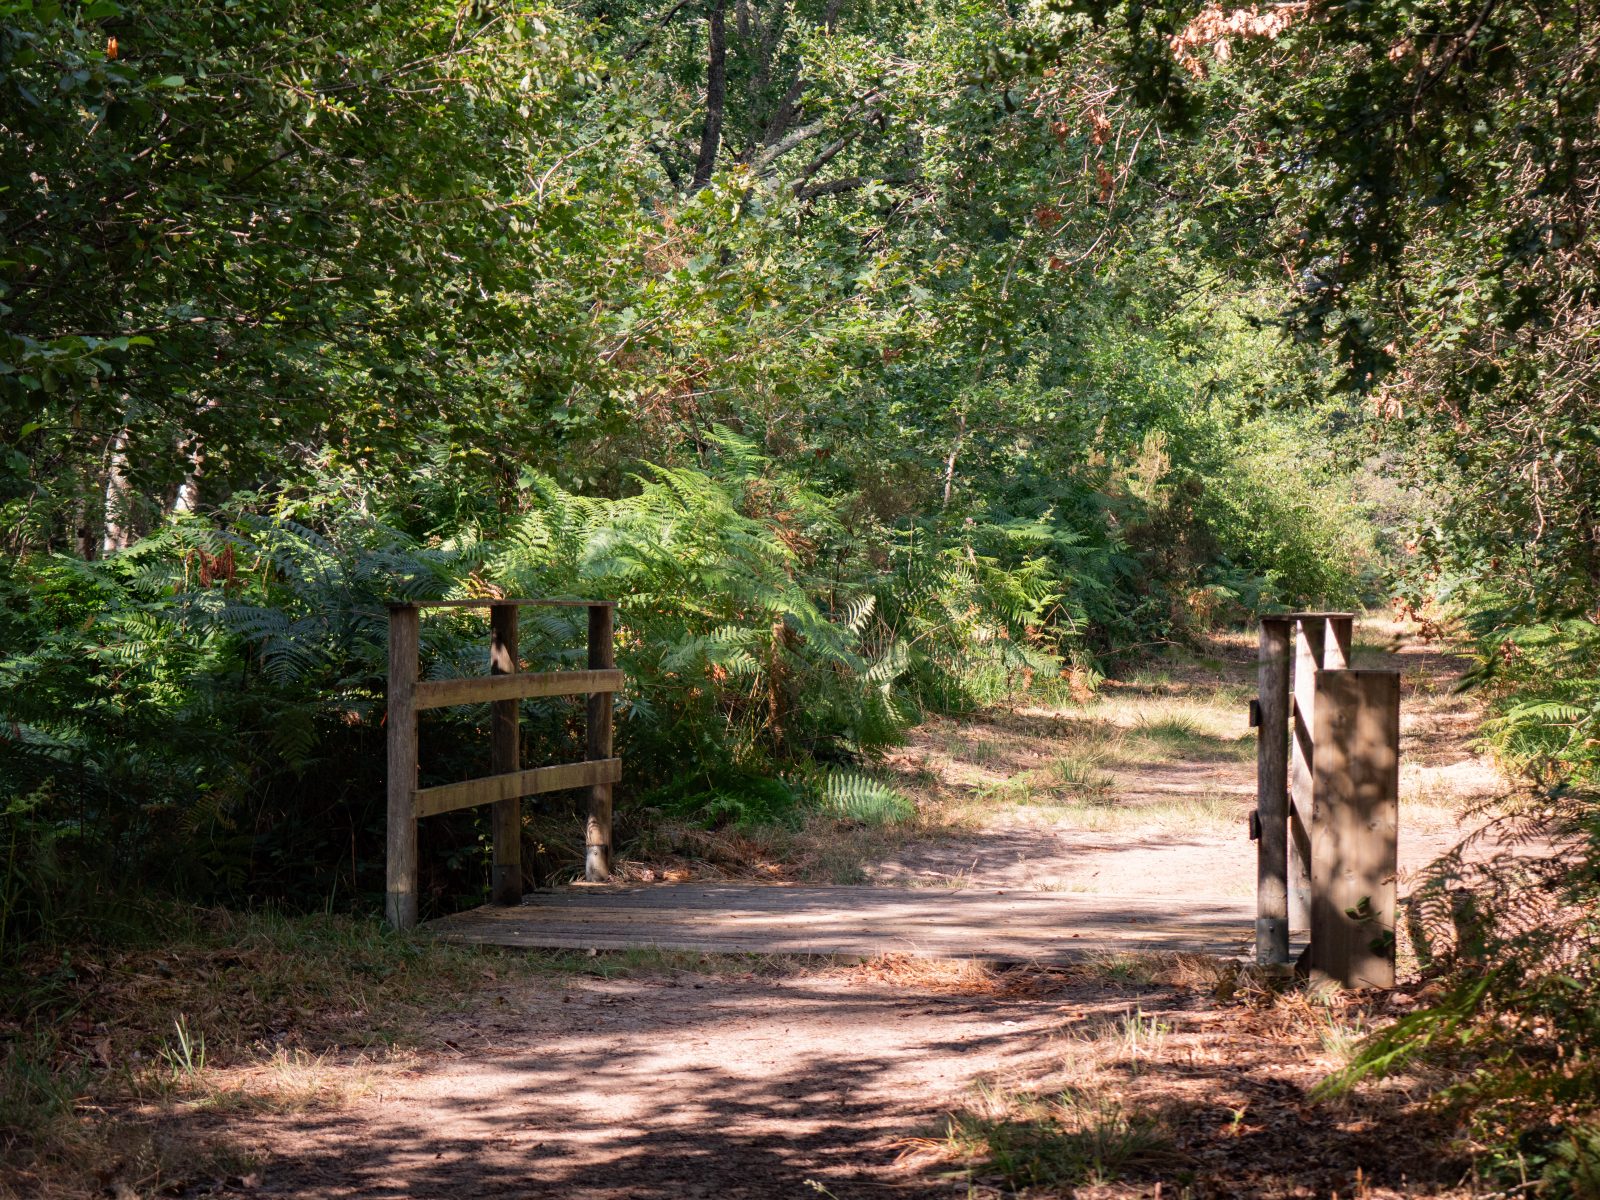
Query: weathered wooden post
1255 616 1293 965
585 602 616 881
489 603 522 906
1323 614 1352 670
1288 612 1356 931
1289 616 1322 932
1310 668 1400 988
386 604 420 930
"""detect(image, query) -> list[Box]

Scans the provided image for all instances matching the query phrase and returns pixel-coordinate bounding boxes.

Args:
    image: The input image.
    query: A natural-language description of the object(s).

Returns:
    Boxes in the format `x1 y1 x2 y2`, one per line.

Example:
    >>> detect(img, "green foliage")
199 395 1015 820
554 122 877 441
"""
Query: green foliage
1476 619 1600 787
816 771 913 826
0 440 1063 934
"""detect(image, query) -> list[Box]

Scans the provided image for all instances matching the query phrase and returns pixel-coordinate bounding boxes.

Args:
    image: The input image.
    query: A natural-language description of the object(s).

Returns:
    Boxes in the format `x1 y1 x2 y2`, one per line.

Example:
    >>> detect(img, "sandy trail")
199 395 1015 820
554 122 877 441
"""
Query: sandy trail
215 969 1084 1199
868 629 1504 898
181 627 1497 1198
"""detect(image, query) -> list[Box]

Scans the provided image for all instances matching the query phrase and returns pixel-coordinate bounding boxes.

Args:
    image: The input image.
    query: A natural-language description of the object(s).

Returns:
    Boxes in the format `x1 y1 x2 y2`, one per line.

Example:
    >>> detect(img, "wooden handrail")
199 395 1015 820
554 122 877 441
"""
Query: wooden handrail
387 598 617 609
386 598 622 929
415 758 623 819
414 669 623 711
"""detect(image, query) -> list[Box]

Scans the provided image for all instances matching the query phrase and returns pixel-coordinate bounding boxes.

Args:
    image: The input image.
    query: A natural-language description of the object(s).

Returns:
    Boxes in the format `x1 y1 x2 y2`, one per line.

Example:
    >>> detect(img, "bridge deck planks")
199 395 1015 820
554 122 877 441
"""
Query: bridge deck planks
425 884 1257 962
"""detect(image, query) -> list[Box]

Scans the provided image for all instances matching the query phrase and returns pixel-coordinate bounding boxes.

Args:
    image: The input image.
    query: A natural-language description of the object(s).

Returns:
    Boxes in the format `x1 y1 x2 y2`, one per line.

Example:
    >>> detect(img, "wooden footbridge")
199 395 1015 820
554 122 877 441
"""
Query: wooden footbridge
386 602 1397 982
427 884 1257 961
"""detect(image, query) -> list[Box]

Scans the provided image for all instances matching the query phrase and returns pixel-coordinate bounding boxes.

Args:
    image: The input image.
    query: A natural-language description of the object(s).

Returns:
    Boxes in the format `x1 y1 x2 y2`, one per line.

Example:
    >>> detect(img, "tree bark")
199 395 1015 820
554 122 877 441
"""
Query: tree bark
941 410 966 508
691 0 728 191
101 427 134 554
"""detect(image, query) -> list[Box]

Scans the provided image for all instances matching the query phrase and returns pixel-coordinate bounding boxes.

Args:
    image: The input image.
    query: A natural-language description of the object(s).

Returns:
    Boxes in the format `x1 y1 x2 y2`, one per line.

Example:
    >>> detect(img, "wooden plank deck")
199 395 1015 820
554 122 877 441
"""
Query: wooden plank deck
425 884 1258 962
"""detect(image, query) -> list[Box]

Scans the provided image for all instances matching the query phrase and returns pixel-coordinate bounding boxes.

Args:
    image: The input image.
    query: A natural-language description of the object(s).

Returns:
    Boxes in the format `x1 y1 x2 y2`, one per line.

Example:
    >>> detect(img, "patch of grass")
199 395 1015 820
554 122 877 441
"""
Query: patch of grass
1116 1007 1171 1061
1046 755 1118 800
1128 711 1254 763
938 1086 1181 1191
1314 1012 1372 1069
1043 792 1245 836
1133 712 1204 743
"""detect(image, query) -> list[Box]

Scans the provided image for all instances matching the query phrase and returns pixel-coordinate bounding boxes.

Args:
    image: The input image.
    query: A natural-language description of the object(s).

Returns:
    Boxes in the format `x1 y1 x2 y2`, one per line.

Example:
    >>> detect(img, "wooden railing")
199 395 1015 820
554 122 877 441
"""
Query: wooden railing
385 599 619 930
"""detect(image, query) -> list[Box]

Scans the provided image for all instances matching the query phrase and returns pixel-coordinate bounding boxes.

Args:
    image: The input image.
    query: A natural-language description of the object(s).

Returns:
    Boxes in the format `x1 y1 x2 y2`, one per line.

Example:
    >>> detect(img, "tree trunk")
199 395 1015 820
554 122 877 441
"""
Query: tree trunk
101 427 134 554
691 0 728 191
941 410 966 508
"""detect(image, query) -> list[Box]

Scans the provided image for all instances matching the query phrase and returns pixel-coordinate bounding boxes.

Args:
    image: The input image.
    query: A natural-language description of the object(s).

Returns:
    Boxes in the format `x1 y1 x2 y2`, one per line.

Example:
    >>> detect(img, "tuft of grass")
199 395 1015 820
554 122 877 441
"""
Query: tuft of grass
1130 711 1254 763
158 1014 206 1084
1046 755 1118 800
939 1085 1181 1191
1133 712 1204 742
1116 1007 1171 1062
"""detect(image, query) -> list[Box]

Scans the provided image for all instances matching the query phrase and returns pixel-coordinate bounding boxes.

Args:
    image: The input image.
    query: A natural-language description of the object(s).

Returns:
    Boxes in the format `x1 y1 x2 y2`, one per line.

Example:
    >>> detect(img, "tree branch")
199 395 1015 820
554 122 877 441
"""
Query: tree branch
756 91 884 173
623 0 696 62
757 78 807 152
794 173 912 201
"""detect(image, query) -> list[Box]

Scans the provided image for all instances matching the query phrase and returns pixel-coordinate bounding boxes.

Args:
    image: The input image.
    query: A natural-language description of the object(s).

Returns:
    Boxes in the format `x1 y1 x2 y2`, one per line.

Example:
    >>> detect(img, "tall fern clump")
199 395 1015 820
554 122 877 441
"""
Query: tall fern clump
490 432 923 825
0 498 491 948
880 516 1074 712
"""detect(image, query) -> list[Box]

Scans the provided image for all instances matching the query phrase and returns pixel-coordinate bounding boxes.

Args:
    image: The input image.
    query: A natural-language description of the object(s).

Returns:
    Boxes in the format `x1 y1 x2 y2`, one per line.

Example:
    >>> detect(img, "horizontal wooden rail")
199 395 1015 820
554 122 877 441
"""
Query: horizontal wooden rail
388 599 617 609
414 669 623 711
416 758 623 819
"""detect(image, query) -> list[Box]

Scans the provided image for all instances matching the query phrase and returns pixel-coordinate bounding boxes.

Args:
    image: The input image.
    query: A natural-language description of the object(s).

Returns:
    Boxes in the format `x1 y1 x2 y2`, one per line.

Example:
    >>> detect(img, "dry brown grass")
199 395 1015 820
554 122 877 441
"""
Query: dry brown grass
842 952 1048 997
0 908 568 1199
909 952 1471 1199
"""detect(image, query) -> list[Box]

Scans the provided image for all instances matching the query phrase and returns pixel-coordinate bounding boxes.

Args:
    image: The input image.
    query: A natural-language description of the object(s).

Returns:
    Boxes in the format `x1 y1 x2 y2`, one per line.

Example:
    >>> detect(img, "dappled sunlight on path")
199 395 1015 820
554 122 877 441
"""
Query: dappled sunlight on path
872 621 1510 901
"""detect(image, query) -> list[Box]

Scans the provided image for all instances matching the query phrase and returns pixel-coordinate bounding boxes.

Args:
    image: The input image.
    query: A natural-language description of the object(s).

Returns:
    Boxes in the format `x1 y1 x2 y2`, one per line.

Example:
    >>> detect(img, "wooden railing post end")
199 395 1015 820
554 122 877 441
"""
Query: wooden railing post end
585 603 616 881
1256 616 1293 965
489 602 522 907
386 604 420 930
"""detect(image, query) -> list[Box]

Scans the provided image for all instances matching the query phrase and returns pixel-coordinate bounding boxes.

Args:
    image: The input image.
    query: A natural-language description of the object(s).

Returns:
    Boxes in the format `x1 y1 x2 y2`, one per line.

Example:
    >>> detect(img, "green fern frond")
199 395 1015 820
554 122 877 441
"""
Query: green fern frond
818 771 914 826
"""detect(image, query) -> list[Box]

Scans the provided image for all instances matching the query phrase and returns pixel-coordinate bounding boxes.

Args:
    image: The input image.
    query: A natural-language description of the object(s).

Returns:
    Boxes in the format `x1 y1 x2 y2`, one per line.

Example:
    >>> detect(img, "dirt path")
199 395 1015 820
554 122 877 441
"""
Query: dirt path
181 954 1465 1200
207 965 1051 1199
869 621 1502 899
156 623 1495 1199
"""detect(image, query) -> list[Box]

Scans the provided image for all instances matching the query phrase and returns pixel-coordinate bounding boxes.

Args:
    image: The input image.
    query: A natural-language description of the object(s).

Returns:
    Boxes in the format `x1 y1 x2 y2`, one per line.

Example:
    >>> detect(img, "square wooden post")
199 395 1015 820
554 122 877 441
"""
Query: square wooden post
489 603 522 906
386 604 420 930
584 603 616 881
1289 617 1324 932
1323 614 1353 670
1310 669 1400 988
1256 617 1293 965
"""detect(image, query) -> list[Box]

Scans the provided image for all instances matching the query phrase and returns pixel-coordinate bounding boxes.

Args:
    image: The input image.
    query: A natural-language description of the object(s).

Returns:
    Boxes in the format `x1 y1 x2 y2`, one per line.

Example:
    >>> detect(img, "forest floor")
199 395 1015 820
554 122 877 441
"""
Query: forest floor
8 620 1506 1199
